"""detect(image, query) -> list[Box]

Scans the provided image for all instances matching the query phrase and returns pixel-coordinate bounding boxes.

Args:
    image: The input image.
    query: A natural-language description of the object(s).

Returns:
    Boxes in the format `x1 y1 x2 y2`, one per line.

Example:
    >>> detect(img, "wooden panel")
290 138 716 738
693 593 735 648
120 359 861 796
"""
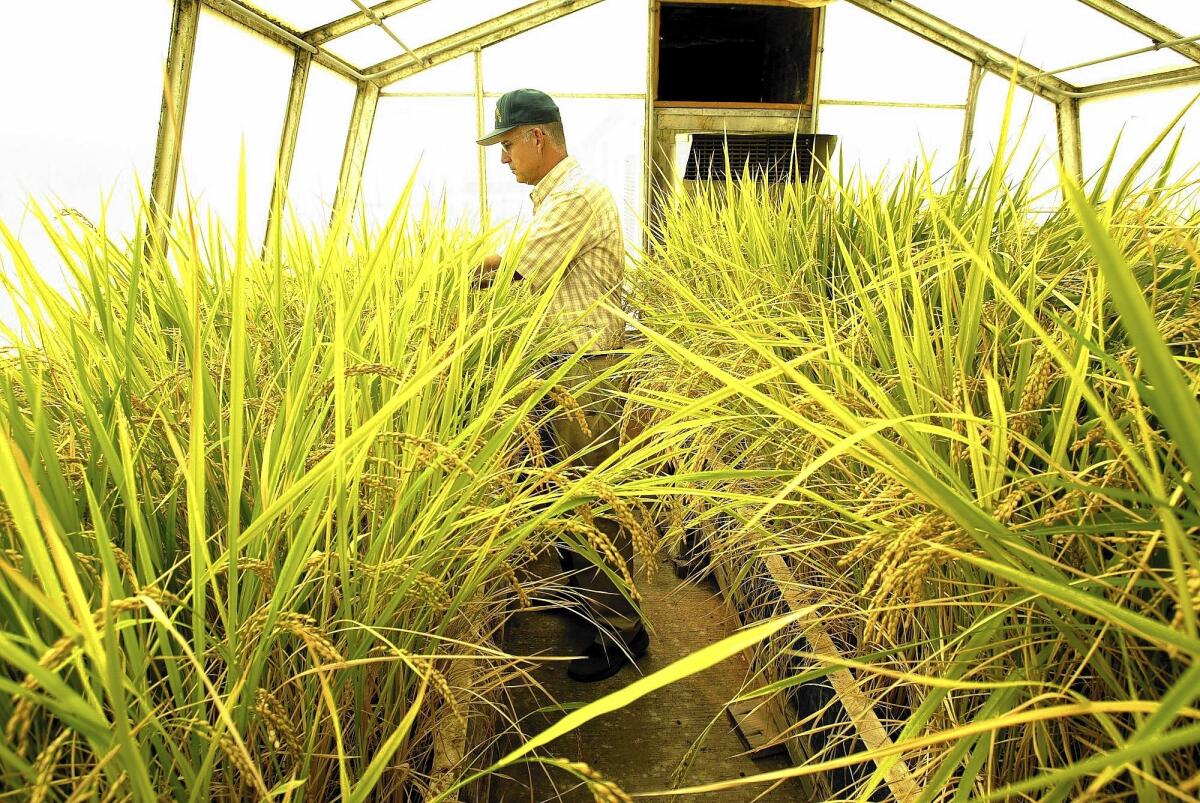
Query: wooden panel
655 101 809 111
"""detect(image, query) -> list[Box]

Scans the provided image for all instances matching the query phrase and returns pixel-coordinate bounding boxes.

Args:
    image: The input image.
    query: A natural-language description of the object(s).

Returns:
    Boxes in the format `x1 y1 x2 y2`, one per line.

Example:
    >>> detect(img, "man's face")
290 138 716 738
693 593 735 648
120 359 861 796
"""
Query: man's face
498 127 539 185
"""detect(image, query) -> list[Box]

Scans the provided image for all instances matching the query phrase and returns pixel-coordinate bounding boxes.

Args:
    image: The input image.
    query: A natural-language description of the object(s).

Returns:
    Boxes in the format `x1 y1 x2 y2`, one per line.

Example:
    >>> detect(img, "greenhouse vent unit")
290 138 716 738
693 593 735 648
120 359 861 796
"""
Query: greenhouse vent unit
4 1 1200 802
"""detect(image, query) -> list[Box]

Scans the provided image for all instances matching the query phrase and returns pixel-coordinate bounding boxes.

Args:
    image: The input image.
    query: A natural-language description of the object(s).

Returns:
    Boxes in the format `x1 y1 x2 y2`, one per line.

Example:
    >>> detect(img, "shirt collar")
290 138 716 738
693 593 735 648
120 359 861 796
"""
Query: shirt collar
530 156 580 208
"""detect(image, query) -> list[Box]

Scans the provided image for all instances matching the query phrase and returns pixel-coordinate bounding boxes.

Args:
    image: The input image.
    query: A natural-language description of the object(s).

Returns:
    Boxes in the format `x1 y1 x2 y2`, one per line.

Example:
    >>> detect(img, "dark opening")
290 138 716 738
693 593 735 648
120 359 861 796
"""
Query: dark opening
684 134 819 183
657 3 815 105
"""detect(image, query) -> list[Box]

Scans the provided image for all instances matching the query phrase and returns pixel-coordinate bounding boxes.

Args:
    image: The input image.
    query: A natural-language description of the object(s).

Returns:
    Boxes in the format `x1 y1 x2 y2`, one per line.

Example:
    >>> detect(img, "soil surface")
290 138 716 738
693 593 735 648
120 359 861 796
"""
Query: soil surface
485 553 811 802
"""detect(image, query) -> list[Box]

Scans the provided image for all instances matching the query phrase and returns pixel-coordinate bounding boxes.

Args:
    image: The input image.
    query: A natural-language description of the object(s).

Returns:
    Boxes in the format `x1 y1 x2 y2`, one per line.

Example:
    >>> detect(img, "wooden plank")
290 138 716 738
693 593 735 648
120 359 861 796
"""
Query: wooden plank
761 553 922 803
669 0 831 7
654 101 811 111
727 700 788 760
708 548 828 800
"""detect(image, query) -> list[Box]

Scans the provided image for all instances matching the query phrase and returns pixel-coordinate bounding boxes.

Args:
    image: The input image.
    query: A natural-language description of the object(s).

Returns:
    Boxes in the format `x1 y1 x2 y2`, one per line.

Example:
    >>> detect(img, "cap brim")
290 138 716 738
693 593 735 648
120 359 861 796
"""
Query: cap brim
476 124 518 146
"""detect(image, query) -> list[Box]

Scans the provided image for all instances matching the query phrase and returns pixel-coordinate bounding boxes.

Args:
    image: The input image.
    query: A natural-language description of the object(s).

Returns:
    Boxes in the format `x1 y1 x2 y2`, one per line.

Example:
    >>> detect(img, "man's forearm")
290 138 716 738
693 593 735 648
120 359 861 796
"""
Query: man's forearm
475 254 503 288
476 253 523 288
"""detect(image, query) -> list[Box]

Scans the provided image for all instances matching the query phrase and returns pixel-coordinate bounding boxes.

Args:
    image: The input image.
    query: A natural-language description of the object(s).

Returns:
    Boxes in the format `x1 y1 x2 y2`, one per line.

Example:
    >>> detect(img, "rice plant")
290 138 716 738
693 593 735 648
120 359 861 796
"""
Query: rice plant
624 114 1200 800
0 174 665 800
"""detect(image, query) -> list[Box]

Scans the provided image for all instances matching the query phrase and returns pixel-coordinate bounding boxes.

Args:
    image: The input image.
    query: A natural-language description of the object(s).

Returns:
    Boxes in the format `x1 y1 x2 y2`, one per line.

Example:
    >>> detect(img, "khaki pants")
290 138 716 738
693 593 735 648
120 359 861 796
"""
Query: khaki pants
540 354 641 641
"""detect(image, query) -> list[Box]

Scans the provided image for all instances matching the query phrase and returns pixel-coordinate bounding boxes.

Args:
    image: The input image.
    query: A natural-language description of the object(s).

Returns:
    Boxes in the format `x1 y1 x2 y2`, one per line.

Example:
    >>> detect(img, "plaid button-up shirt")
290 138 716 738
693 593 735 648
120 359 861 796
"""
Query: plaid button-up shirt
515 156 625 352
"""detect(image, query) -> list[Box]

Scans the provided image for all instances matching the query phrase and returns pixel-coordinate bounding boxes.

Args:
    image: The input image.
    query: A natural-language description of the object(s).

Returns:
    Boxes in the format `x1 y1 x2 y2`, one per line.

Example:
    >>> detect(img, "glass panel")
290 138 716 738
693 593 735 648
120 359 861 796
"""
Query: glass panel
385 54 474 94
484 98 646 249
483 0 649 95
379 0 527 51
180 10 294 244
0 0 172 334
820 106 965 182
243 0 351 33
820 2 969 104
969 75 1060 199
361 96 482 227
323 23 409 68
1081 84 1200 189
914 0 1166 72
1121 2 1200 35
287 64 358 231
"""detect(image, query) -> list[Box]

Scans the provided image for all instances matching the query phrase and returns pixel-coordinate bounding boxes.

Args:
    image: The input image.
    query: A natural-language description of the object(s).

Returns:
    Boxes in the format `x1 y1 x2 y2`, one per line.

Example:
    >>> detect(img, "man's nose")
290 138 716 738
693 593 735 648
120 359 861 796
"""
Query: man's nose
500 150 510 165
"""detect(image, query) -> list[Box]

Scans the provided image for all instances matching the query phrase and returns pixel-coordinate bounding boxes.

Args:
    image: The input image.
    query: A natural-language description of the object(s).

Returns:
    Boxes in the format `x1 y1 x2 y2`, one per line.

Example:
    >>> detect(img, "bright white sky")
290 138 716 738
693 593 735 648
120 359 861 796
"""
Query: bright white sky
2 0 1200 332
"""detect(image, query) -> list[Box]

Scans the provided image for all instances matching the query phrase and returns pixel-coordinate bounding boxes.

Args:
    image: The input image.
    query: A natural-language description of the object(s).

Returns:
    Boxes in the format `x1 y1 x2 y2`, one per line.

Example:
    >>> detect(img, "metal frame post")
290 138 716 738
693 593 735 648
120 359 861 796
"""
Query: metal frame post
642 0 657 251
332 81 381 224
956 62 984 182
150 0 201 223
1056 97 1084 182
264 50 313 249
810 3 828 134
474 48 489 228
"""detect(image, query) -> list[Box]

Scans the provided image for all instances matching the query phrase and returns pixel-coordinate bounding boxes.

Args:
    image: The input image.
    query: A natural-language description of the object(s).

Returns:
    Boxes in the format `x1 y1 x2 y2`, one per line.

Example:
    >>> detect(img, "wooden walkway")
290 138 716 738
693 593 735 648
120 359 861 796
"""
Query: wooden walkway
488 553 810 802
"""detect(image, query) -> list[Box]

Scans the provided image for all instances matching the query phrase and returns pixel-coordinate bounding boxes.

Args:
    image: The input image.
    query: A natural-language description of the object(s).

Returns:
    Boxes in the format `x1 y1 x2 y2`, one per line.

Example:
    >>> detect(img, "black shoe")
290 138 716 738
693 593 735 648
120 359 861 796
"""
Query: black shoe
567 626 650 683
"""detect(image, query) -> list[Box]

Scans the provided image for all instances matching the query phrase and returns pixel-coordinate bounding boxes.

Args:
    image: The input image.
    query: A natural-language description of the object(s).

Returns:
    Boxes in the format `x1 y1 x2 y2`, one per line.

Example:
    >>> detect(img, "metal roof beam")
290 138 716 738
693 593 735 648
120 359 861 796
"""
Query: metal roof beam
1070 65 1200 98
844 0 1078 102
1075 0 1200 65
303 0 431 46
363 0 607 85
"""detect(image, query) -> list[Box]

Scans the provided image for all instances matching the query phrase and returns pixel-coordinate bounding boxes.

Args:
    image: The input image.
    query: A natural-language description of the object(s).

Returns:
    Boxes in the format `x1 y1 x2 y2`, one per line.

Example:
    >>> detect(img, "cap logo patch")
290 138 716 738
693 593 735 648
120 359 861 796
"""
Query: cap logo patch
495 106 502 124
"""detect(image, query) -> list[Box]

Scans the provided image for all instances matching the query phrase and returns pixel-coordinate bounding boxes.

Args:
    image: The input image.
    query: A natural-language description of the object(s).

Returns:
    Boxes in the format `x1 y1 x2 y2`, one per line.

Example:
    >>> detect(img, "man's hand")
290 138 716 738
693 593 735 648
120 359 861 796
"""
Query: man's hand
474 254 503 289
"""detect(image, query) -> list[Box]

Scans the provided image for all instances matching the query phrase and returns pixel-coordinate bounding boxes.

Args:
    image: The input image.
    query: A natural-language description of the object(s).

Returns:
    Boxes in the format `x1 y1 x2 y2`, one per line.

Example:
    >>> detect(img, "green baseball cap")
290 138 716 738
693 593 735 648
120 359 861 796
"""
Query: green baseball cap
477 88 561 146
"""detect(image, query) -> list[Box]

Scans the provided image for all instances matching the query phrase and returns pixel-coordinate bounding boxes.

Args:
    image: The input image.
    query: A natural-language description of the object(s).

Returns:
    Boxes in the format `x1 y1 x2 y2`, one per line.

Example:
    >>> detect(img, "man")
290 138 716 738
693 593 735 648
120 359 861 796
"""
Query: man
476 88 649 682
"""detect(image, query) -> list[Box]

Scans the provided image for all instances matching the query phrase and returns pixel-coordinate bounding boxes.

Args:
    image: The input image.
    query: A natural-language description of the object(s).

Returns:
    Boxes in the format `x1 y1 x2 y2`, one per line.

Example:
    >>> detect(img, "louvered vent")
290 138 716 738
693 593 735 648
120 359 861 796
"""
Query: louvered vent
684 134 817 183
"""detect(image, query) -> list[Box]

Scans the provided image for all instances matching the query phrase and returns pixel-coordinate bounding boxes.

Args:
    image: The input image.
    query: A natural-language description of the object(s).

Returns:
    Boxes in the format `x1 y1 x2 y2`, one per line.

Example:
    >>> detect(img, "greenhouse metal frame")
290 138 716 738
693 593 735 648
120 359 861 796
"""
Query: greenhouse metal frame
148 0 1200 243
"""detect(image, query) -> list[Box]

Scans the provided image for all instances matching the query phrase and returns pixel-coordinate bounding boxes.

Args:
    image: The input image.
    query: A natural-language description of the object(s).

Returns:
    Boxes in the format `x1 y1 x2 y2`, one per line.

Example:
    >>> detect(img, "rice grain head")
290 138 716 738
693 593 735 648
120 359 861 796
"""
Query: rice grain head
29 729 70 803
555 518 640 604
588 480 657 579
548 384 593 440
254 688 303 758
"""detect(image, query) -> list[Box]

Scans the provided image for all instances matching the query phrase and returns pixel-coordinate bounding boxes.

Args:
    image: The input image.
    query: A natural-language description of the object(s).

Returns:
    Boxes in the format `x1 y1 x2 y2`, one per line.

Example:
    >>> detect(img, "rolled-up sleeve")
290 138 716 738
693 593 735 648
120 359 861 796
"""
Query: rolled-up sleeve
515 191 596 291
